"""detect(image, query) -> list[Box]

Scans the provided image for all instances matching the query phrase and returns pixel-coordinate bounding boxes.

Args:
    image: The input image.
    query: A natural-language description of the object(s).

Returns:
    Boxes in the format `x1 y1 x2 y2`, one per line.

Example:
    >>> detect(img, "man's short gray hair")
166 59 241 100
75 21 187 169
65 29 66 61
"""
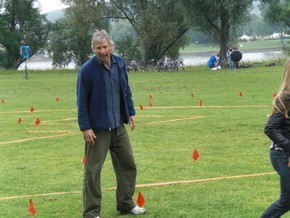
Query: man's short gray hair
91 29 115 50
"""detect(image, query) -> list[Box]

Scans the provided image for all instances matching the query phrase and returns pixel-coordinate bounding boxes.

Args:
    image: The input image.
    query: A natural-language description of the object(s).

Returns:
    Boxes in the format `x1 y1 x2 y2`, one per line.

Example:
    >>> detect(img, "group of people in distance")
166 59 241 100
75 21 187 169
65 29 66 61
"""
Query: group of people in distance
208 45 243 70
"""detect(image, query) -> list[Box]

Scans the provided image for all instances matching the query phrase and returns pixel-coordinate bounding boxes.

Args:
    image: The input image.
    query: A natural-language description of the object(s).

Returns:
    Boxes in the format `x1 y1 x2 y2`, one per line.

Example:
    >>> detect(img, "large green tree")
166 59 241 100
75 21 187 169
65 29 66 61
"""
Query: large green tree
181 0 253 60
110 20 142 63
261 0 290 28
260 0 290 55
237 14 277 37
47 0 109 67
109 0 190 63
0 0 48 69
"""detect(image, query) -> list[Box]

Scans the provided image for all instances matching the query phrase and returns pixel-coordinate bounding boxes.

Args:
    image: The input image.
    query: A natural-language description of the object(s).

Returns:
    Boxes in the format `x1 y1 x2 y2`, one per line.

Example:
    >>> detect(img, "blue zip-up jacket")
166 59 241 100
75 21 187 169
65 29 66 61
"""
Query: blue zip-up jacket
76 54 135 131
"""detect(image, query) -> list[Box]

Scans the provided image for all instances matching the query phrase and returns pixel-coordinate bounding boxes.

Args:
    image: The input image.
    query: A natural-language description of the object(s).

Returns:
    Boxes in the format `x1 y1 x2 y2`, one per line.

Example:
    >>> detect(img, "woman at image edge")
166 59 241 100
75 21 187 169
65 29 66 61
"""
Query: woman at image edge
261 59 290 218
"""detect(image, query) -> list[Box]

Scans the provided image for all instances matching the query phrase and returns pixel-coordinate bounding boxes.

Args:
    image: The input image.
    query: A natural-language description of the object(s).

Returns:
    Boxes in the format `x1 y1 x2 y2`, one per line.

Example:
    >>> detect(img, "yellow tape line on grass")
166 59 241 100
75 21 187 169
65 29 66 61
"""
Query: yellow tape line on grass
138 105 269 109
146 116 204 125
0 109 76 114
0 105 269 115
0 172 275 201
0 133 77 145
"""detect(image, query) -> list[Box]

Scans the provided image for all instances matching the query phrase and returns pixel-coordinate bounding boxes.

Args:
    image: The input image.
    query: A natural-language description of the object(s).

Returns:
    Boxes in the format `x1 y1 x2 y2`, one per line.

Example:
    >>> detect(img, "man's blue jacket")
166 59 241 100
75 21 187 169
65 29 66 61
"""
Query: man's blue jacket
76 54 135 131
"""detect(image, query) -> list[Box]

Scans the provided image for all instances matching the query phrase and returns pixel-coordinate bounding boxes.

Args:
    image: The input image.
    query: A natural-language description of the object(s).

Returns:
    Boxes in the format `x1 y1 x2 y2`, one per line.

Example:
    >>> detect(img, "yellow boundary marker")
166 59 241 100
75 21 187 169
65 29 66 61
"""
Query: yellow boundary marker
0 133 77 145
137 105 269 109
0 109 76 114
0 105 269 115
146 116 204 125
0 114 202 146
28 130 75 133
0 172 275 201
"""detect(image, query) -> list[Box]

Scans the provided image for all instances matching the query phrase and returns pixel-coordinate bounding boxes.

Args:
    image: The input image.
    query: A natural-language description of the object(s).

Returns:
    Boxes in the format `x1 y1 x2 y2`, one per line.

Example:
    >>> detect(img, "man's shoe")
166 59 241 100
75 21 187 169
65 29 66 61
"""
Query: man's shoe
130 206 146 215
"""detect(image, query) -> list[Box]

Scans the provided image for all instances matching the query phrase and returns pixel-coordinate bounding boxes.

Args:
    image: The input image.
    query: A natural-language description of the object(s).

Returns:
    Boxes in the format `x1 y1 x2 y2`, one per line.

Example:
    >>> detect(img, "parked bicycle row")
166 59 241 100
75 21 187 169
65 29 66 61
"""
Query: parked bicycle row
126 58 186 72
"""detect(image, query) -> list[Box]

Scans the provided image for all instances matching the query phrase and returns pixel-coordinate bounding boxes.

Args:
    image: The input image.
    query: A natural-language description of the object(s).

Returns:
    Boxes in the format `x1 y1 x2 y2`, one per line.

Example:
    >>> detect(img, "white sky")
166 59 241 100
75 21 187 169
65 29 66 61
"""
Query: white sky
36 0 68 13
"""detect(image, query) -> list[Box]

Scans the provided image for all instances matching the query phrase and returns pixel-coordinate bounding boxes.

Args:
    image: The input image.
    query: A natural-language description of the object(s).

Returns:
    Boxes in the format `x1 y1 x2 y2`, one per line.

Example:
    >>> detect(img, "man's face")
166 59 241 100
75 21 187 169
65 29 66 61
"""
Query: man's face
93 38 112 63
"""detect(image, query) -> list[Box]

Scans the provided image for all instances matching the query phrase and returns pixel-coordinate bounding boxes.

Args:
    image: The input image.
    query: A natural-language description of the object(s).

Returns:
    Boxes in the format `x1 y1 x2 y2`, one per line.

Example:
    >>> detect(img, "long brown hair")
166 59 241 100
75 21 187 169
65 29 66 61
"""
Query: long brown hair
271 59 290 118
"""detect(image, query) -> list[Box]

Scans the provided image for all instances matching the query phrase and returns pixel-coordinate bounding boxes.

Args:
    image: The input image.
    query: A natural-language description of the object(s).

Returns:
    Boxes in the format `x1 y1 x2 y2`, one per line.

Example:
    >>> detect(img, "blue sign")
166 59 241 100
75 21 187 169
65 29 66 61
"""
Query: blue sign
20 46 30 59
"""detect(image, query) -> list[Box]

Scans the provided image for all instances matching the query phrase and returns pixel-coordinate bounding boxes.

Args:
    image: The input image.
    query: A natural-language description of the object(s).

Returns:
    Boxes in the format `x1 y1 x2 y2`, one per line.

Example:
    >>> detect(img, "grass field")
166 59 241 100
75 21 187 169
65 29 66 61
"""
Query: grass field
181 38 290 54
1 61 290 217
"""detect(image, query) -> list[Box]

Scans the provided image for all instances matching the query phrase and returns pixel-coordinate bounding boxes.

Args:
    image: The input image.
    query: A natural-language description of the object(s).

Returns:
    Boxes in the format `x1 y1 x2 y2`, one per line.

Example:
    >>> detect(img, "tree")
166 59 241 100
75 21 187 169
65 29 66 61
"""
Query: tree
0 0 48 69
47 0 109 67
109 0 190 63
260 0 290 55
237 14 277 37
110 20 142 63
261 0 290 28
181 0 253 60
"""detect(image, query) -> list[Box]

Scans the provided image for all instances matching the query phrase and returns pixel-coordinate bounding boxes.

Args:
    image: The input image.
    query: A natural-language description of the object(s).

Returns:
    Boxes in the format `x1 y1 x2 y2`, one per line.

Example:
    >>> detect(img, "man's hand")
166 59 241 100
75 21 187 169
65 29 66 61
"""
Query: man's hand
82 129 96 145
130 115 136 131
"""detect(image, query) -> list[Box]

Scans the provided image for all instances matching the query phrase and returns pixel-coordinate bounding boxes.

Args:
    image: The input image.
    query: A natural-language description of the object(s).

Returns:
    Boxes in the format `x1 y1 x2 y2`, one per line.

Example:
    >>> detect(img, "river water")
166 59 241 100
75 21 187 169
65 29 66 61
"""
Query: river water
182 50 283 66
18 50 283 71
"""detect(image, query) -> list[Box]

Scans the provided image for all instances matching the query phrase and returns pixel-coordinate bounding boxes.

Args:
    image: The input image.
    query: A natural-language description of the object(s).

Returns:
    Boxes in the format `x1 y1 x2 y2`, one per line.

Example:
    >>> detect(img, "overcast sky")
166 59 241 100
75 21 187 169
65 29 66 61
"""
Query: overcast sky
37 0 67 13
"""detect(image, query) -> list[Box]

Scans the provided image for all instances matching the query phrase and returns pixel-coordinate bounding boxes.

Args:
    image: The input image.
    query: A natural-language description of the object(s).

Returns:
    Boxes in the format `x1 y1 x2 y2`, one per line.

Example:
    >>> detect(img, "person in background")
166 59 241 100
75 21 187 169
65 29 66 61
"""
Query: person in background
261 59 290 218
77 29 146 218
230 45 242 69
226 47 234 69
207 55 217 69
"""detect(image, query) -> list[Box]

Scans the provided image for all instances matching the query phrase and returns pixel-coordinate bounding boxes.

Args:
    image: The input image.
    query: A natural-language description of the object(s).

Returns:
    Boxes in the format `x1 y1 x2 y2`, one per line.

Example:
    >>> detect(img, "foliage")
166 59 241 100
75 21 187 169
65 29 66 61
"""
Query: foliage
188 30 213 44
283 40 290 56
47 0 109 67
110 20 142 62
0 0 48 69
260 0 290 55
238 14 278 37
181 0 254 60
110 0 190 63
261 0 290 28
0 1 285 70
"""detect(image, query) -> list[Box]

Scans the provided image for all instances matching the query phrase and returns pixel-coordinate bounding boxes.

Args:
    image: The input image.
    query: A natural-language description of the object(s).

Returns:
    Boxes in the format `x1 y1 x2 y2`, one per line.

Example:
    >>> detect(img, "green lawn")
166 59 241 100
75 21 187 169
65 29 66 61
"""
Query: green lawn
1 64 290 217
181 38 290 53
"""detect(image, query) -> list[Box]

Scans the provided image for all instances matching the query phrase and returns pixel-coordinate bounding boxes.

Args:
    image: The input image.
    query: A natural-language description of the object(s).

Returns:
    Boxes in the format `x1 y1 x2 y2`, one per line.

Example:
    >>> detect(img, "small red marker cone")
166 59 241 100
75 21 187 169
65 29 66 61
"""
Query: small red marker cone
192 149 200 161
149 94 153 99
140 104 144 110
199 99 203 106
82 156 87 164
1 98 4 104
35 118 40 125
136 192 145 207
191 93 194 98
56 97 60 101
30 107 35 112
29 199 36 217
18 118 22 124
273 93 277 98
149 102 153 107
239 91 243 97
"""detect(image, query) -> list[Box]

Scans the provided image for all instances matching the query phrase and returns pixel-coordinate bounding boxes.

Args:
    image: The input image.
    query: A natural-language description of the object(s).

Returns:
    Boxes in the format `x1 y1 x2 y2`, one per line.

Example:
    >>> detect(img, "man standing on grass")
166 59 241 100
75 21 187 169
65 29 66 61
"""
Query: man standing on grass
230 45 242 69
76 29 146 218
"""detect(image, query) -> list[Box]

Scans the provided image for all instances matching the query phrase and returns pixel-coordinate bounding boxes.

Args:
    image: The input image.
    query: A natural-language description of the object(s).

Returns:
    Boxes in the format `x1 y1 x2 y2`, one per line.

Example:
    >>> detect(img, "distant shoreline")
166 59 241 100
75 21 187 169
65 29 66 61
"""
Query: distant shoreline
181 47 283 56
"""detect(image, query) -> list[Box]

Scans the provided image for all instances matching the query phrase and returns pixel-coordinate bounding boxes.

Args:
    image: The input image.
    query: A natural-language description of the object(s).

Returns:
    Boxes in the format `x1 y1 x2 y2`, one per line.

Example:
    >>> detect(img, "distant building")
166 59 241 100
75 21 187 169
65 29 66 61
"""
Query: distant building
239 34 251 41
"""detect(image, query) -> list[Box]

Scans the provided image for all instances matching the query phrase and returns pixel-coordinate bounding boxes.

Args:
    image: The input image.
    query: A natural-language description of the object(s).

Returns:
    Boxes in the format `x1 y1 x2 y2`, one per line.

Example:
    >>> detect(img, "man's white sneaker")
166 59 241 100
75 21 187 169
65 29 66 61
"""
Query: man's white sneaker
130 206 146 215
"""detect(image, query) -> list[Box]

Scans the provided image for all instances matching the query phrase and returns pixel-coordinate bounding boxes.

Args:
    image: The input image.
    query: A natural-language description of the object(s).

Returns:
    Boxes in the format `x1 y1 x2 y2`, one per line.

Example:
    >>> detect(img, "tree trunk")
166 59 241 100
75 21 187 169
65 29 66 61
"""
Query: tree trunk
219 9 230 61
